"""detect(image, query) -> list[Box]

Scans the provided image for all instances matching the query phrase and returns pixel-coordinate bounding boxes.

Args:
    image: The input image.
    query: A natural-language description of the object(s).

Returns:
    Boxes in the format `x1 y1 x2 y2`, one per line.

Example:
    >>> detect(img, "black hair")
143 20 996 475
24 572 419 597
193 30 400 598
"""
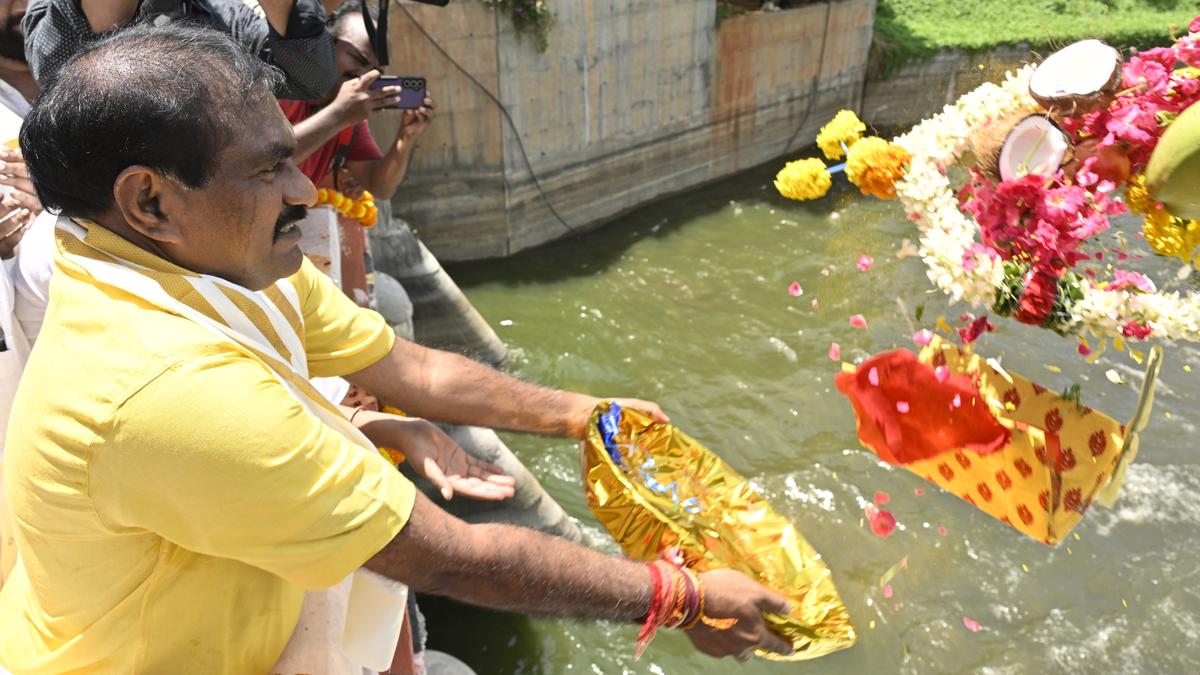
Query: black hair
328 1 376 36
19 21 284 218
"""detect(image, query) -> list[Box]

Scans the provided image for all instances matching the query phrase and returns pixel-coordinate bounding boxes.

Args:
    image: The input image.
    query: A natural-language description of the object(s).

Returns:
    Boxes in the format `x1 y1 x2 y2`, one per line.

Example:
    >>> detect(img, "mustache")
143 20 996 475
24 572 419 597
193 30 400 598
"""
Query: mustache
273 205 307 240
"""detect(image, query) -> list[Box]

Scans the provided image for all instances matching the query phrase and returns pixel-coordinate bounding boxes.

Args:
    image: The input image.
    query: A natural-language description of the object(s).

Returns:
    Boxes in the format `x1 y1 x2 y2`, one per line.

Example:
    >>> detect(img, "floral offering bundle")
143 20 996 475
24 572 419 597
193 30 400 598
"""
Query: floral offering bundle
582 402 857 660
779 17 1200 342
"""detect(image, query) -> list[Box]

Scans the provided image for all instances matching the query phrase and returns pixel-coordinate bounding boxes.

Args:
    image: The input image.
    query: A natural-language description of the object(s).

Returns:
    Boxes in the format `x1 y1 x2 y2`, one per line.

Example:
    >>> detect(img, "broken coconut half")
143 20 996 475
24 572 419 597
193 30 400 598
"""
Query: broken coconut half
1029 39 1123 115
970 114 1071 183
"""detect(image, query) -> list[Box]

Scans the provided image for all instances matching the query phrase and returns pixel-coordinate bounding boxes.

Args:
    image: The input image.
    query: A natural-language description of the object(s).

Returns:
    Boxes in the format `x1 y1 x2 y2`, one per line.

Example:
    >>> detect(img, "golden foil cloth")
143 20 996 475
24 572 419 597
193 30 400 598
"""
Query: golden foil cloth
582 403 856 661
885 336 1162 545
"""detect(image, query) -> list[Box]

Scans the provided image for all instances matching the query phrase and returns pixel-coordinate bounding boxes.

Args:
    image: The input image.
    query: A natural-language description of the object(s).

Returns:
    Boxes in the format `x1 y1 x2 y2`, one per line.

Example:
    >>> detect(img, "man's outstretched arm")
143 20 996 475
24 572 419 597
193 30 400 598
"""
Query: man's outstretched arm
347 337 667 439
366 492 795 659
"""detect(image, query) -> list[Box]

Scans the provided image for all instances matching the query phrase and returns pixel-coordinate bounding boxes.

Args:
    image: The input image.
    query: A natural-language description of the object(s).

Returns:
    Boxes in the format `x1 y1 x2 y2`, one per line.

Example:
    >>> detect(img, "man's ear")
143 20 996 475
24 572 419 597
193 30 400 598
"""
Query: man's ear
112 166 184 245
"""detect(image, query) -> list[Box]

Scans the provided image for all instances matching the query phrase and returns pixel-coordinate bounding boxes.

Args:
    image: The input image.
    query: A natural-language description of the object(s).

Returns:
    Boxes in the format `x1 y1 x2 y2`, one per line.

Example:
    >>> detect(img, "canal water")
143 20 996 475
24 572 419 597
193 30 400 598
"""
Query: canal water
434 161 1200 674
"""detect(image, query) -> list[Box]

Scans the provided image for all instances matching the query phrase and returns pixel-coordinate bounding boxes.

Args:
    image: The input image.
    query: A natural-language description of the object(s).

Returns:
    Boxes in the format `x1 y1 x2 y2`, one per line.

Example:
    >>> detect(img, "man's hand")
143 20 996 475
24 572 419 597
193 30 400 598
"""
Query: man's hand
567 396 670 439
327 70 403 127
687 569 795 660
395 95 435 146
357 412 516 502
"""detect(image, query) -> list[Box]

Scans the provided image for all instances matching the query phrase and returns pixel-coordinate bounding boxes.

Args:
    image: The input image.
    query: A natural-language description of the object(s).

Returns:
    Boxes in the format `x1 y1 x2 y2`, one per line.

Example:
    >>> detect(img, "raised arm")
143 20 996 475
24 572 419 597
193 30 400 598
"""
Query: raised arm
258 0 298 36
79 0 139 32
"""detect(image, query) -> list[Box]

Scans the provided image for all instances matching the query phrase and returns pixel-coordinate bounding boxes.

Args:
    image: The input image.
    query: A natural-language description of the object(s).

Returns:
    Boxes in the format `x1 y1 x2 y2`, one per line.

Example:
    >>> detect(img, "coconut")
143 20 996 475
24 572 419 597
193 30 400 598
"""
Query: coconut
969 114 1071 182
998 115 1071 182
1146 101 1200 220
1029 39 1123 115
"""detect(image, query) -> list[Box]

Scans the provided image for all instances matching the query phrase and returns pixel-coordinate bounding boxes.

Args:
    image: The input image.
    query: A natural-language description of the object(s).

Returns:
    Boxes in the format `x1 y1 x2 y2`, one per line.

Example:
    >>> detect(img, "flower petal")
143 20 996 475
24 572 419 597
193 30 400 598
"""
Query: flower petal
850 314 869 329
788 281 803 297
828 342 841 361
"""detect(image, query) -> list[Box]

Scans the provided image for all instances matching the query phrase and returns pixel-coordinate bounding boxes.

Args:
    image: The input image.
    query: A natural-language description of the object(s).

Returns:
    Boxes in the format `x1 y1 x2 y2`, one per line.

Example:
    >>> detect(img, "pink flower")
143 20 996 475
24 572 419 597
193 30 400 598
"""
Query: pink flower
811 298 821 309
788 281 803 297
914 487 925 496
865 506 897 538
913 329 934 346
828 342 841 361
874 491 890 506
1108 269 1155 293
937 526 948 537
1036 184 1087 226
849 314 868 329
882 585 894 599
1121 321 1152 340
820 268 830 276
857 255 874 272
1189 16 1200 33
1078 342 1093 356
963 616 982 632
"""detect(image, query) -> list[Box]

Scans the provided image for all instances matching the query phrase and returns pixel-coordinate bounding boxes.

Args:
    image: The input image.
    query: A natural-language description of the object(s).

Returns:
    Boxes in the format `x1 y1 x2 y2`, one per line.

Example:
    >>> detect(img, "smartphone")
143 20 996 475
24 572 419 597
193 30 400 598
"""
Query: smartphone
368 76 427 110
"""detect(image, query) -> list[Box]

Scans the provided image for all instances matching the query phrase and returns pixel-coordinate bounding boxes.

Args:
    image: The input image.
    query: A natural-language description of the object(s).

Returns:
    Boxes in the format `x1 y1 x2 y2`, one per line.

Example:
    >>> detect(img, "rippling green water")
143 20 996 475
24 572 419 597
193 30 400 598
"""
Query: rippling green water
433 162 1200 674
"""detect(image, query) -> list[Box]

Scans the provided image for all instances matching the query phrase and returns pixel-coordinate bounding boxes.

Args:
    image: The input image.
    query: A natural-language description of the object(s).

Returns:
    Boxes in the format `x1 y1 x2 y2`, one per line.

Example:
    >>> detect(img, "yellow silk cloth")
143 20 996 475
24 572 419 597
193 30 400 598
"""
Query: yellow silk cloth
895 337 1162 545
582 403 856 661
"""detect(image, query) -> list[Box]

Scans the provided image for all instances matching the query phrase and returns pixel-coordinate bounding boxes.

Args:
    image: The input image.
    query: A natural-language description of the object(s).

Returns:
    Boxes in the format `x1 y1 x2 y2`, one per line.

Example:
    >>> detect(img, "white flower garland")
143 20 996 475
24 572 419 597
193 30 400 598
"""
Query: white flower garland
891 66 1200 343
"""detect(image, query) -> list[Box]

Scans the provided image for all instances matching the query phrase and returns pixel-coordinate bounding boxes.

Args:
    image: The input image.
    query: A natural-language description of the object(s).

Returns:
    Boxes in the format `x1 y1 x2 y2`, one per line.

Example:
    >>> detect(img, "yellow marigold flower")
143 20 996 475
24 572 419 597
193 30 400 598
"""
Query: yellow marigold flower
816 110 866 160
845 137 911 200
774 158 832 201
1124 174 1157 216
1184 219 1200 254
1143 208 1190 259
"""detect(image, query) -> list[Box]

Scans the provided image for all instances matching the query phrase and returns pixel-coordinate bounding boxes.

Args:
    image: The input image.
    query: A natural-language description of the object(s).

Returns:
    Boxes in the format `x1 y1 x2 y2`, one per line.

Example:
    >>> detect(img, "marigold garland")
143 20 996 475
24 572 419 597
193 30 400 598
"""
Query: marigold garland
845 137 911 200
774 158 832 201
316 188 379 228
816 110 866 161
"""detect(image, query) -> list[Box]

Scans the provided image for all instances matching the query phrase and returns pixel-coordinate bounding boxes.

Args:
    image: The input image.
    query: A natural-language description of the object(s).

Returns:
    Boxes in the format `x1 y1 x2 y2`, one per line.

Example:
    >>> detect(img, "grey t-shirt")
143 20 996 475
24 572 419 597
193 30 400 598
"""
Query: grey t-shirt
22 0 337 100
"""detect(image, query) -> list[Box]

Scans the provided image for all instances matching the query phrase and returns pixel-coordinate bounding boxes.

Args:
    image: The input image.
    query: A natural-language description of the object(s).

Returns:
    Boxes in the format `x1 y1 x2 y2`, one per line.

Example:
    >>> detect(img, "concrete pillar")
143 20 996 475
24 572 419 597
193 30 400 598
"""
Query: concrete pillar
369 208 508 366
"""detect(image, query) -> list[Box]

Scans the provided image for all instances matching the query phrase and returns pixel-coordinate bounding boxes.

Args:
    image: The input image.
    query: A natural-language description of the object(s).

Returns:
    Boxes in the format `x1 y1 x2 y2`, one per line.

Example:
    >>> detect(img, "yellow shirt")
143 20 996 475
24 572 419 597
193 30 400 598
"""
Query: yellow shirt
0 224 414 673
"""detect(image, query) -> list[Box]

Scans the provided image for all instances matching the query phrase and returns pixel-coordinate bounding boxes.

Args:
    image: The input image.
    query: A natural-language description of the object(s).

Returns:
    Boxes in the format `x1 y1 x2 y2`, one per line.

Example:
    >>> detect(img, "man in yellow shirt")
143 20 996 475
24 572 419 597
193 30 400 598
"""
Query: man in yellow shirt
0 22 792 674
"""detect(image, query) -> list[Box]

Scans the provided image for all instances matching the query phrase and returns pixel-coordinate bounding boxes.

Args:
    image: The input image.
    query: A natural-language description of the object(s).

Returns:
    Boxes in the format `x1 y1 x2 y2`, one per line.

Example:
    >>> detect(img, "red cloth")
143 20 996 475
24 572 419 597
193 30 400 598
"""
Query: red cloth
835 349 1011 465
278 100 384 185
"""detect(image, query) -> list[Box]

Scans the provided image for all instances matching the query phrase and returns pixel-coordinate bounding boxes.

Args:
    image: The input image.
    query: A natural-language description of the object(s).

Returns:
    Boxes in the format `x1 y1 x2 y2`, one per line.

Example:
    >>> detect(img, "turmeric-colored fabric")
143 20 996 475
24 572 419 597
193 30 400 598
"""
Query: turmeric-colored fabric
0 222 413 673
845 337 1128 545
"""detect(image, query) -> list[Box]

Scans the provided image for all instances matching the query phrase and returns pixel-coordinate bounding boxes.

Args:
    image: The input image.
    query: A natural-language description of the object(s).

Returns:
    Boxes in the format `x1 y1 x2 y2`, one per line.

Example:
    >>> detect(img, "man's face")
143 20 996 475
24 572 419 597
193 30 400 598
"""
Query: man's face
157 92 316 290
331 13 378 88
0 1 28 62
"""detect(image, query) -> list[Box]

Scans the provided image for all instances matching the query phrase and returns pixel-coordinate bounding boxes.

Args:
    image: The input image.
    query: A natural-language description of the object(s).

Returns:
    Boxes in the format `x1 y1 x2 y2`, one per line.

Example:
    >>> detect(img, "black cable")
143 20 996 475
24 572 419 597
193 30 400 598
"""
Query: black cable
395 3 578 234
782 0 833 153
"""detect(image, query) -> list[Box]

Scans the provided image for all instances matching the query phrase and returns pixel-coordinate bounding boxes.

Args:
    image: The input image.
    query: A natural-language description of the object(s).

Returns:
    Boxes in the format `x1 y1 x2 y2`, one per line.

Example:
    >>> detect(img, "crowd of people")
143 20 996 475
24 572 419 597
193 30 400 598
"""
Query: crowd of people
0 2 793 673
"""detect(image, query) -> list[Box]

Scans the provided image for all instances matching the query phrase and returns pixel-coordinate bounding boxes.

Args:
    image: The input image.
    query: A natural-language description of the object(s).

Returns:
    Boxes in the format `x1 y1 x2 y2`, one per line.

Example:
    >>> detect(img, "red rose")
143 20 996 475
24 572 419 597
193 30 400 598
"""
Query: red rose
1121 321 1152 340
1015 268 1059 326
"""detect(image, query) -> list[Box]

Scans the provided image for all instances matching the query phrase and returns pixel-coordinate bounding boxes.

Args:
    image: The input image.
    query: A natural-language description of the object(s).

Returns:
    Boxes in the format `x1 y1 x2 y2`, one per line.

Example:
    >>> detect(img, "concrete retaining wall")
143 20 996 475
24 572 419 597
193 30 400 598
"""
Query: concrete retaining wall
861 45 1032 130
371 0 877 262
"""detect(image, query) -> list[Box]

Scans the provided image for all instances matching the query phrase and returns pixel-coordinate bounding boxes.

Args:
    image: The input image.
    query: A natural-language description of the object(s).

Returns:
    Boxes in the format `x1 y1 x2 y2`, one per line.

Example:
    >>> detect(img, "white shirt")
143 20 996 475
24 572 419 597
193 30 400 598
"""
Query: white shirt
0 85 32 458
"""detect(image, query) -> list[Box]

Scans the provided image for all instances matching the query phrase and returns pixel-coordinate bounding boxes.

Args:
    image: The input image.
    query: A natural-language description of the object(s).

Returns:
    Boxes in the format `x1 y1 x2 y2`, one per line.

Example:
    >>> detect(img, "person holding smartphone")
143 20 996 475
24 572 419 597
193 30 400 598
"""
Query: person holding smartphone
283 1 434 200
